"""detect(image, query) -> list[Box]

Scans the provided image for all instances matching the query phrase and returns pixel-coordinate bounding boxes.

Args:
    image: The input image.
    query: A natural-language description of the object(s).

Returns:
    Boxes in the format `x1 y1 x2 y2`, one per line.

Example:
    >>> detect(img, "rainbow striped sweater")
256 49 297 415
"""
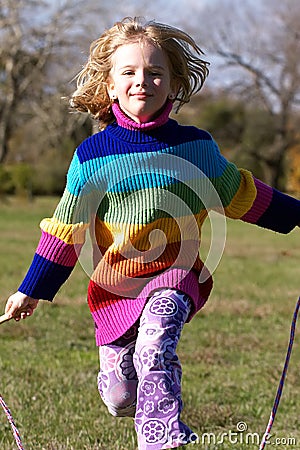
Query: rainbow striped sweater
19 102 300 345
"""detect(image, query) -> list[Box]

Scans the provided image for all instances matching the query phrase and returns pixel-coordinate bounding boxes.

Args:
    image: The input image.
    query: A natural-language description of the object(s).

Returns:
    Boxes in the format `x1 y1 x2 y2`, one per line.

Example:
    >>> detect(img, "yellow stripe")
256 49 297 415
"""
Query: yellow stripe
40 218 89 244
94 211 208 250
224 169 257 219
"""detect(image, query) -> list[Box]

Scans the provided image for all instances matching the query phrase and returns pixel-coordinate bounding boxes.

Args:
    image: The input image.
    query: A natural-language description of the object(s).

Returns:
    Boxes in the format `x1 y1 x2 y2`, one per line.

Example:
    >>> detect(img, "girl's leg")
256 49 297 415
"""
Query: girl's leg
97 322 139 417
133 289 197 449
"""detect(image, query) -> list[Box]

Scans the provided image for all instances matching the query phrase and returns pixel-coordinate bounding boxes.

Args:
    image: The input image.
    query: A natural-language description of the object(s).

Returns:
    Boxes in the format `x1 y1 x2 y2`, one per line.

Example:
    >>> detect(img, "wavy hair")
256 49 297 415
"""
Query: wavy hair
70 17 209 128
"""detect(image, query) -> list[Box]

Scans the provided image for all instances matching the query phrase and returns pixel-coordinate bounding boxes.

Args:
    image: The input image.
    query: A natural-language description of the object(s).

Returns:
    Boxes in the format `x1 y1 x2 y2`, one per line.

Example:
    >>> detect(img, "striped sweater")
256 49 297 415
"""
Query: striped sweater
19 102 300 345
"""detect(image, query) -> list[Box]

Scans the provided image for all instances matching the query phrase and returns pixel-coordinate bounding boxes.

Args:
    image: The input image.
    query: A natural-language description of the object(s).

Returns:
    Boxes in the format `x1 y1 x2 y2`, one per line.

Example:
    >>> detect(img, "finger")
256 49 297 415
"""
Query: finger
26 307 34 316
14 310 24 321
4 301 13 315
5 301 21 317
21 309 35 319
21 309 32 319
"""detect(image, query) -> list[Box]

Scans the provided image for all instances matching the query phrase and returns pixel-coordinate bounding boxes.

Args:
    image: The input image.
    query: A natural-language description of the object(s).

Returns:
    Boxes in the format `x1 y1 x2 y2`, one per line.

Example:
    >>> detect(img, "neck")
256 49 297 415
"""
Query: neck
112 101 173 131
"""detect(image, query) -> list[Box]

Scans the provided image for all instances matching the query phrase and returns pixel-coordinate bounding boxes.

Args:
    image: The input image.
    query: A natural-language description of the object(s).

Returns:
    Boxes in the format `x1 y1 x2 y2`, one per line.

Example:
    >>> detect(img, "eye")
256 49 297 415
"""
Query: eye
122 70 135 76
149 70 162 77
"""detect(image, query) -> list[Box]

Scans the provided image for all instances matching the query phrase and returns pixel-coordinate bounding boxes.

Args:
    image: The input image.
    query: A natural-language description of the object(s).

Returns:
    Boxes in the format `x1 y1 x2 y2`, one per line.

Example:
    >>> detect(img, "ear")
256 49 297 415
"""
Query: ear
107 79 117 101
168 82 179 100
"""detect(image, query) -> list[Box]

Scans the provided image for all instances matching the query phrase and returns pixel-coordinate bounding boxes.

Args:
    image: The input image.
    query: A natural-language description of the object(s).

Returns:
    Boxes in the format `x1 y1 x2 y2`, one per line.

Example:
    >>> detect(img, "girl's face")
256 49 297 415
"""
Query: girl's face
107 41 175 123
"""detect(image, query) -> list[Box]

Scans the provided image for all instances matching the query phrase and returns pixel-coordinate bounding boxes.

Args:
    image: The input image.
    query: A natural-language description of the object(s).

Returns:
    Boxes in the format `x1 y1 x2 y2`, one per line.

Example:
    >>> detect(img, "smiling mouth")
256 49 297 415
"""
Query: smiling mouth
132 92 151 98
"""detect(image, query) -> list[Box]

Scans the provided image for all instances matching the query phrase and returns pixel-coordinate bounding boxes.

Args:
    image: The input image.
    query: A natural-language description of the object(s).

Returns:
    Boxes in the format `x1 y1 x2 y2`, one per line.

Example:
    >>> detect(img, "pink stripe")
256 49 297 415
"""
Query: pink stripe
36 231 81 266
241 177 273 223
91 269 210 345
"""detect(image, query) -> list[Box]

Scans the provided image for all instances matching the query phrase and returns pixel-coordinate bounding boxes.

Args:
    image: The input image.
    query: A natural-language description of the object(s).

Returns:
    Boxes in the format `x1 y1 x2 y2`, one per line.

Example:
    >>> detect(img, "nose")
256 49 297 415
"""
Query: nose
135 70 148 87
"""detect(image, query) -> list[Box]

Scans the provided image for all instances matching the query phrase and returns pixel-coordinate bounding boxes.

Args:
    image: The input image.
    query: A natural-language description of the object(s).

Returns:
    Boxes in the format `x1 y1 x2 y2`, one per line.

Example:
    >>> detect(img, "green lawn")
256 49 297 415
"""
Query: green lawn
0 196 299 449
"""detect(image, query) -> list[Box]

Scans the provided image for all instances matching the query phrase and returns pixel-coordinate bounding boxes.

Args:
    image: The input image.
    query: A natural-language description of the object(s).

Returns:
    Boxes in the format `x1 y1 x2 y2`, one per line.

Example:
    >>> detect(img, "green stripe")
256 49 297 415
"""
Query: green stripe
96 182 212 225
217 162 241 207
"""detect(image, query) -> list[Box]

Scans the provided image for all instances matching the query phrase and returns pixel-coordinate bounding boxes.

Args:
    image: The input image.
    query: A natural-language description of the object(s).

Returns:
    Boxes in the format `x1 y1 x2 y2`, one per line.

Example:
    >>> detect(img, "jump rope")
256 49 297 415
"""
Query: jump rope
1 297 300 450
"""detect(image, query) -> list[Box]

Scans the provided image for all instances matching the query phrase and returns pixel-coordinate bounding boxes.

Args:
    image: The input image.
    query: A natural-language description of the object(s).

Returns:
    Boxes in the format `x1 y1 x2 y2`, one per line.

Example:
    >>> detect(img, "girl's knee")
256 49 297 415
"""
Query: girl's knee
98 374 137 417
106 402 136 417
101 392 137 417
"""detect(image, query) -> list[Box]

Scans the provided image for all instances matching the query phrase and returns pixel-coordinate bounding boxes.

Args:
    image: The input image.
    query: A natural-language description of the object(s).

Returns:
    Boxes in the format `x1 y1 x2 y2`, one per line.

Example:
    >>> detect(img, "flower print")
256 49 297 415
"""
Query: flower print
173 366 182 386
158 396 176 414
141 380 156 396
132 351 142 374
140 323 164 342
114 343 137 381
147 327 157 336
119 352 137 380
142 419 166 443
149 298 178 316
99 346 117 373
141 346 160 369
162 343 179 370
166 321 181 340
144 400 155 415
122 323 138 341
97 371 109 394
160 416 196 449
158 377 172 395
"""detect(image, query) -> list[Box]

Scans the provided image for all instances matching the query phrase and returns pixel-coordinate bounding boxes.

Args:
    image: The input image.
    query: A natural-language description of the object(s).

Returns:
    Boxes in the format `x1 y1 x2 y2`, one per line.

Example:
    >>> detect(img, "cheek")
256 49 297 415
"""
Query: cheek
116 81 131 95
154 78 164 87
154 78 171 92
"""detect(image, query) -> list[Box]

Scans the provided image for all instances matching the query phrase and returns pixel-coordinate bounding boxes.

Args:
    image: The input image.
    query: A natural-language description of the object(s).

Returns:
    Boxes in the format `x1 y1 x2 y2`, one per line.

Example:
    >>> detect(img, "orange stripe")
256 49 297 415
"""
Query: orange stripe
93 211 208 248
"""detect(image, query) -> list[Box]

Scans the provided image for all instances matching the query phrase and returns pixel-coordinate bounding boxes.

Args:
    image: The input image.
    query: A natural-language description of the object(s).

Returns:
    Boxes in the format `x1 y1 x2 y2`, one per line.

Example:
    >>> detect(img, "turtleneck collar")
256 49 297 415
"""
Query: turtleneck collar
111 100 173 131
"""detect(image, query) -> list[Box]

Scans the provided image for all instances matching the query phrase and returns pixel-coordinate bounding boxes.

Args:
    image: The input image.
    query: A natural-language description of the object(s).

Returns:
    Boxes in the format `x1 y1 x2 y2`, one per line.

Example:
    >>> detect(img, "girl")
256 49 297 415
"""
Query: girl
4 17 300 450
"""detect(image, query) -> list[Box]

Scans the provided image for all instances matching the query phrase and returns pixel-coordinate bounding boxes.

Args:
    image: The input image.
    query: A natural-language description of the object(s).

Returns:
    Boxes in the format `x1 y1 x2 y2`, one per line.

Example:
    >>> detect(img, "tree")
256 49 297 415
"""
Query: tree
0 0 90 164
197 0 300 190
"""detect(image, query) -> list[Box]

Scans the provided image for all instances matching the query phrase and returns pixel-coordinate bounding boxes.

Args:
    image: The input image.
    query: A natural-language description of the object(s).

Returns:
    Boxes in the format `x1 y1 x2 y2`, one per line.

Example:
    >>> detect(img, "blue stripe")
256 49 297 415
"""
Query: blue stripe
77 120 212 163
18 254 73 300
66 152 83 196
76 142 224 194
257 189 300 233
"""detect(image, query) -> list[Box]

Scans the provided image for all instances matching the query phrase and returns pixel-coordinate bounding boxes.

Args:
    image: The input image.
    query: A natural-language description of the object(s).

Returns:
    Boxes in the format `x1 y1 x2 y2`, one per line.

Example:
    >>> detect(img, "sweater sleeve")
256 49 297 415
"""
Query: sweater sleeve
214 142 300 233
18 151 89 300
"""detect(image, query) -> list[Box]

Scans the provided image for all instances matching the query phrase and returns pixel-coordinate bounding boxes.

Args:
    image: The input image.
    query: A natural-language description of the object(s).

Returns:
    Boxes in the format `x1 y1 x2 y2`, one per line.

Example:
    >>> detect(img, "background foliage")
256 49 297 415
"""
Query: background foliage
1 0 300 196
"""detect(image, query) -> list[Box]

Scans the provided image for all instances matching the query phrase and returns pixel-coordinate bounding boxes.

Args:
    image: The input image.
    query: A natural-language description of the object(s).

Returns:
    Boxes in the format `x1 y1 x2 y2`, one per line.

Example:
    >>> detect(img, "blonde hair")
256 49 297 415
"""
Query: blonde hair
70 17 209 128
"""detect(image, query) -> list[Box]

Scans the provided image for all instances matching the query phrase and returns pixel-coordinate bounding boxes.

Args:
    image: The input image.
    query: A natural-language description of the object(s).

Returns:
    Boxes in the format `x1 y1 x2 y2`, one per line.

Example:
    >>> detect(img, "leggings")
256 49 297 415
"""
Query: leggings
97 289 198 449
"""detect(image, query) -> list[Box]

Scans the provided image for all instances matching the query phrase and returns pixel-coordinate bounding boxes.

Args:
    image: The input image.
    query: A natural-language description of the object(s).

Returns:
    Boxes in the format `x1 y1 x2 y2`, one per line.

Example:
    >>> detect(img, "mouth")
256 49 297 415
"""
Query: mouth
132 92 152 98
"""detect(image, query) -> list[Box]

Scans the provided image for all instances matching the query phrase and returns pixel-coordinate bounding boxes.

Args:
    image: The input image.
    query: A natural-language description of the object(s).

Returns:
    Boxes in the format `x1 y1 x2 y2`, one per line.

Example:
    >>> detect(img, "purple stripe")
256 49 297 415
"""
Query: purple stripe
36 231 81 266
241 177 273 223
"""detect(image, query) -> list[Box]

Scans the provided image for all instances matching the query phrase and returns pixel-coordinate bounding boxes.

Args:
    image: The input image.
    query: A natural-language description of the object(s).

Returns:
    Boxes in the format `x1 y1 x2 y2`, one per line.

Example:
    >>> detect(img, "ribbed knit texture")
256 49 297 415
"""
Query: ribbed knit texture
19 102 300 345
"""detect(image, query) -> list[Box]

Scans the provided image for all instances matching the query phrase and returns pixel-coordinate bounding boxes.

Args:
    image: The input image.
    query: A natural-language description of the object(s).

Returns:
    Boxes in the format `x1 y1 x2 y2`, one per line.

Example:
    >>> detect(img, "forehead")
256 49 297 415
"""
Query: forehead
111 41 169 68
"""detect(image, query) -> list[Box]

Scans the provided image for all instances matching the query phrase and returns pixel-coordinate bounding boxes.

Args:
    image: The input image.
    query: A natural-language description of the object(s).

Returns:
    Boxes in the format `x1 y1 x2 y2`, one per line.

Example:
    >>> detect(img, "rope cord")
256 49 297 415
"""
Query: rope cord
259 296 300 450
0 395 25 450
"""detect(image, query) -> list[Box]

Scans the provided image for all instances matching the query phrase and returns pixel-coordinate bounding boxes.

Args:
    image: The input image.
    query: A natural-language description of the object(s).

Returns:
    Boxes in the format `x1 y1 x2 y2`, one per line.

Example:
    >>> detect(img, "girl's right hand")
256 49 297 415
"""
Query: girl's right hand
4 291 39 321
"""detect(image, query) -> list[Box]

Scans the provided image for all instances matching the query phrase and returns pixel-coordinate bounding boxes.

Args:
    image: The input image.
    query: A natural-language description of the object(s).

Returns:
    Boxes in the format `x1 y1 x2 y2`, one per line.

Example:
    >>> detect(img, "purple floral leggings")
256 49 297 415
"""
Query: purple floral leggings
97 289 198 449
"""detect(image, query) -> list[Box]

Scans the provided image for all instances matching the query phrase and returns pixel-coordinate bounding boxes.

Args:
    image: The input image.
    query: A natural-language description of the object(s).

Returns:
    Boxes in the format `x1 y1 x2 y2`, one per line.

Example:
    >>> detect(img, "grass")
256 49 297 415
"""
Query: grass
0 196 300 449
